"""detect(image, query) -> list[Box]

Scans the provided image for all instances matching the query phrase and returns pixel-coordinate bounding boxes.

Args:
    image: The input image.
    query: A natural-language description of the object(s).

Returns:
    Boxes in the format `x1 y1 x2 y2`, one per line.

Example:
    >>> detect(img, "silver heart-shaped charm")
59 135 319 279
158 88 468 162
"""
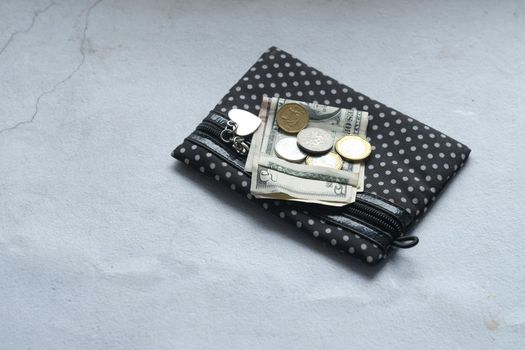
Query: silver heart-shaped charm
228 109 262 136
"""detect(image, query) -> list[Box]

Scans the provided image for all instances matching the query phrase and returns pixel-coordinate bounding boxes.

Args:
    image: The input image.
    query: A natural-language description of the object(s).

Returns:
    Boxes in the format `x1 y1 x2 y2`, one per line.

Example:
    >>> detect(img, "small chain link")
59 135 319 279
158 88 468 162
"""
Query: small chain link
220 120 249 155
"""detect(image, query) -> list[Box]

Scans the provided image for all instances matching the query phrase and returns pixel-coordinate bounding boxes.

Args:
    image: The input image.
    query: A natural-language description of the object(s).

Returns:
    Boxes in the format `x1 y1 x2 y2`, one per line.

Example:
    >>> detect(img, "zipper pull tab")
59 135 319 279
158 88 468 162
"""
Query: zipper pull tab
232 136 250 155
220 120 237 143
219 120 250 156
392 236 419 248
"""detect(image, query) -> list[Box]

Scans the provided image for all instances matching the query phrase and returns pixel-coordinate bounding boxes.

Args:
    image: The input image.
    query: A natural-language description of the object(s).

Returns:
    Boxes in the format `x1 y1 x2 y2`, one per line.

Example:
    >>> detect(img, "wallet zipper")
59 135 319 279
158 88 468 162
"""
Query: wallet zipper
195 121 228 144
195 118 252 152
346 198 403 233
193 113 411 246
344 201 402 237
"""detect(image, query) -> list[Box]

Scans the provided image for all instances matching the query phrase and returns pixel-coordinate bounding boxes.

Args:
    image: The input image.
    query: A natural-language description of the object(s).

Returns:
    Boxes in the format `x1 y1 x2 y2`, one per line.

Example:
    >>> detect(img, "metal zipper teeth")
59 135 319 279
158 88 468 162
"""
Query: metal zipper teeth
356 201 404 233
196 120 252 150
195 121 225 142
194 118 402 236
346 201 402 236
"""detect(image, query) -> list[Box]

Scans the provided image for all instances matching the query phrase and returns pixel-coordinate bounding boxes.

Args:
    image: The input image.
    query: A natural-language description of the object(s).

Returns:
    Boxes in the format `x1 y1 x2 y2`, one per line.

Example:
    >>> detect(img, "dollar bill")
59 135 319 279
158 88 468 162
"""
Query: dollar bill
250 164 356 204
254 193 354 207
247 97 368 205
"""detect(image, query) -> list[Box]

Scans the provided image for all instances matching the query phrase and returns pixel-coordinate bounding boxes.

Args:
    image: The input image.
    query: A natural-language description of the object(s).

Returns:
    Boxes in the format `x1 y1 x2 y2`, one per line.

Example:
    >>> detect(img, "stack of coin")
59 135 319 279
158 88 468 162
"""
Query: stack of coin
275 103 372 170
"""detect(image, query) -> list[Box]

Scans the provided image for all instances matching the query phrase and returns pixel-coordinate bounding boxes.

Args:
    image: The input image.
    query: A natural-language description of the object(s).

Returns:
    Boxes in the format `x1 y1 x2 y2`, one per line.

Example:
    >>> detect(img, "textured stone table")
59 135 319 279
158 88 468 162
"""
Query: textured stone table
1 0 524 349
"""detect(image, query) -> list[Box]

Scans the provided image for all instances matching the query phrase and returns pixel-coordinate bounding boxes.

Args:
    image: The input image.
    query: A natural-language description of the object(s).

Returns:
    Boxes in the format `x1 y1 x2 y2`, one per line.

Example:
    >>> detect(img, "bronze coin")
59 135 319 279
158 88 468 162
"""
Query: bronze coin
276 103 309 133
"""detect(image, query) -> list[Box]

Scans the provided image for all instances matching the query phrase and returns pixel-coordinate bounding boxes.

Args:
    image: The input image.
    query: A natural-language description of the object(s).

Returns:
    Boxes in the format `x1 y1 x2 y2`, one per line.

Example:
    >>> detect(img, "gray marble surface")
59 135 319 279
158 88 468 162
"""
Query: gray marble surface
1 0 524 349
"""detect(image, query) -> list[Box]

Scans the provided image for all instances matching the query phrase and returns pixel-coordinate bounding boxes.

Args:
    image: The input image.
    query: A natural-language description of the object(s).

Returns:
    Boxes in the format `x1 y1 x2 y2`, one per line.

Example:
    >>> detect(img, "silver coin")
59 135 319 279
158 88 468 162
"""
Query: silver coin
306 152 343 170
296 127 333 154
274 137 307 163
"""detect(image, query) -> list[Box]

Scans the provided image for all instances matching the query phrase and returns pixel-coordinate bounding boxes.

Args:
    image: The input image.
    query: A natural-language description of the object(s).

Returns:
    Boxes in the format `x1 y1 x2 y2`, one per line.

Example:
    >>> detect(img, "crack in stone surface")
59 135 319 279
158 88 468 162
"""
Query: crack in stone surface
0 0 56 57
0 0 103 135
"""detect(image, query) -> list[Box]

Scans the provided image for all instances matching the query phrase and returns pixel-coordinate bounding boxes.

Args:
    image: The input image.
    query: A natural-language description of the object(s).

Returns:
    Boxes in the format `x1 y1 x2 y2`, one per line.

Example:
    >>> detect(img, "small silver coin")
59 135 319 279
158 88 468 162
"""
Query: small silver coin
306 152 343 170
274 137 307 163
296 127 333 154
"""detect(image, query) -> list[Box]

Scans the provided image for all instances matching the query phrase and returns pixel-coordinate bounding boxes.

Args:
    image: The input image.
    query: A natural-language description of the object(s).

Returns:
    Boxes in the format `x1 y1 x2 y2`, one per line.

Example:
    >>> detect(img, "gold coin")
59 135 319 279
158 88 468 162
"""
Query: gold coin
335 135 372 161
306 152 343 170
276 103 309 133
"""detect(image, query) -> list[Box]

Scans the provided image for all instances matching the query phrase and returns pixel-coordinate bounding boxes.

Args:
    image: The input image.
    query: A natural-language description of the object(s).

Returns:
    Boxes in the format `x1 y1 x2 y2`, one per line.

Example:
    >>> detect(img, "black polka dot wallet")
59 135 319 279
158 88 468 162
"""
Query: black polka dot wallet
172 47 470 265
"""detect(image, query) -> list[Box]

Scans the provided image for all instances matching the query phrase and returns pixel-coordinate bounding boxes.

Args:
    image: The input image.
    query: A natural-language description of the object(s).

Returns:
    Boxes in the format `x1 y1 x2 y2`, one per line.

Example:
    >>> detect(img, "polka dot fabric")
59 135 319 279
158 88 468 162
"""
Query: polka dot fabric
213 47 470 221
174 139 385 265
172 47 471 265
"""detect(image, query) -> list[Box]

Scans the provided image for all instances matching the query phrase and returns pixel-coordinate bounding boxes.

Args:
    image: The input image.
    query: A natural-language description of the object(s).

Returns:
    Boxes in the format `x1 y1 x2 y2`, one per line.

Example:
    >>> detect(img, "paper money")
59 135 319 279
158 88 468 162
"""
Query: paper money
250 164 356 204
248 98 368 176
246 97 368 205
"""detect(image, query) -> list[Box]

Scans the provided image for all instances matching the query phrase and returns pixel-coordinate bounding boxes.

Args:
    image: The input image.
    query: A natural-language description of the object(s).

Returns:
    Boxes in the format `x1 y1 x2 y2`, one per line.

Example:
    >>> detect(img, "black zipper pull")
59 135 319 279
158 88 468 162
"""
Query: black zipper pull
392 236 419 248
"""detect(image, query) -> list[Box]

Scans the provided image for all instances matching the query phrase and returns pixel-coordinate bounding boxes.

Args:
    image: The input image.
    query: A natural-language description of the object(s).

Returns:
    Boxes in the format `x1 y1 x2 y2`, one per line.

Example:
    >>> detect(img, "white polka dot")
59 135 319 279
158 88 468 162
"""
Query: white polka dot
348 247 355 254
313 231 319 237
296 221 302 228
225 171 231 178
331 239 337 246
366 256 374 263
308 219 314 225
325 228 332 234
230 184 236 190
360 243 367 250
179 147 186 154
279 211 285 218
